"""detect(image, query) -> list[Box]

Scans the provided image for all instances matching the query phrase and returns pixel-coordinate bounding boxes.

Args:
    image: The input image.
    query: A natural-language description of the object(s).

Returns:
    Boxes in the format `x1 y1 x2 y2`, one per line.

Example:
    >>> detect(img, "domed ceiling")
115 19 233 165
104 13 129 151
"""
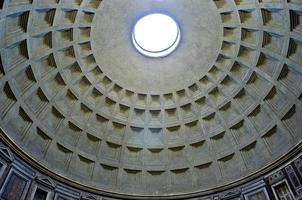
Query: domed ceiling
0 0 302 198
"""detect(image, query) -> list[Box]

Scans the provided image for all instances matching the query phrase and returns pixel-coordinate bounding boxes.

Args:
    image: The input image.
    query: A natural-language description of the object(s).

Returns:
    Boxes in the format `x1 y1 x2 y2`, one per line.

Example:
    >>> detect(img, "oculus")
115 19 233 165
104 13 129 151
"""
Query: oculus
132 13 181 58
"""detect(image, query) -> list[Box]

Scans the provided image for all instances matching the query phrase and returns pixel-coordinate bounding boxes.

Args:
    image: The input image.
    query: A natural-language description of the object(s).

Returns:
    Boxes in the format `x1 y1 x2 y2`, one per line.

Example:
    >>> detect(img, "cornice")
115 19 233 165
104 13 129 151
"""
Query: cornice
1 127 301 200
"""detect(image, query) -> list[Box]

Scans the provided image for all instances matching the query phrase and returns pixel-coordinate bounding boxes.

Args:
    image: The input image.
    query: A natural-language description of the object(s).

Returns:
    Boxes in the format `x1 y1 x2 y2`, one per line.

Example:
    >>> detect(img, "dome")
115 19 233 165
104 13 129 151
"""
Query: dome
0 0 302 199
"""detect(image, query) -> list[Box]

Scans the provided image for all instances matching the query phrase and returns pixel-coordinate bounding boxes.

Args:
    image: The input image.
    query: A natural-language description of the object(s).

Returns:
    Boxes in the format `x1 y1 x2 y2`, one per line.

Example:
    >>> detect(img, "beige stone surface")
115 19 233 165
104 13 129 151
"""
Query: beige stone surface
0 0 302 197
92 0 222 94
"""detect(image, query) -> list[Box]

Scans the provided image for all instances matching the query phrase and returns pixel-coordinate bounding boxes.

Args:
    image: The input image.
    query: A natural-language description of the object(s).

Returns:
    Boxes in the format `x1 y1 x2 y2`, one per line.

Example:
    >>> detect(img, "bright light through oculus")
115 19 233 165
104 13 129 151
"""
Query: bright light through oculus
132 14 180 58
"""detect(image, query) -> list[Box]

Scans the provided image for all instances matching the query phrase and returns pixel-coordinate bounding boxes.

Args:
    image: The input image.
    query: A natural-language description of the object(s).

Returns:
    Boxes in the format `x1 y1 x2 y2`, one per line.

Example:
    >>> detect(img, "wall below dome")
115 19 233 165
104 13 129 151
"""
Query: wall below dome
0 131 302 200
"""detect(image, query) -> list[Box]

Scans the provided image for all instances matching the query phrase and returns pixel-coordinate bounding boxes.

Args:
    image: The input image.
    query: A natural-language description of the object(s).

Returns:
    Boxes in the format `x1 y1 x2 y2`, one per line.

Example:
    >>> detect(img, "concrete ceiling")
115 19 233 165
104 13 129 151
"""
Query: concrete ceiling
0 0 302 197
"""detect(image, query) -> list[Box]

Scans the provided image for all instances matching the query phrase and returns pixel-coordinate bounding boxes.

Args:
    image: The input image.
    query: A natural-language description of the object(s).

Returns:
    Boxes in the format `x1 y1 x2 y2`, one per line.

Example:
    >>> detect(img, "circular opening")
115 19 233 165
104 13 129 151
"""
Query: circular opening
132 13 181 58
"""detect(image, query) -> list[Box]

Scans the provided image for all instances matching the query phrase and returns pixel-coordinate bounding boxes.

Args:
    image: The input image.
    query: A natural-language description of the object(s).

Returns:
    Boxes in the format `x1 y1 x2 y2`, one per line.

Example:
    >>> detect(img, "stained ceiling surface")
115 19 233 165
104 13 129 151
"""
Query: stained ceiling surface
0 0 302 198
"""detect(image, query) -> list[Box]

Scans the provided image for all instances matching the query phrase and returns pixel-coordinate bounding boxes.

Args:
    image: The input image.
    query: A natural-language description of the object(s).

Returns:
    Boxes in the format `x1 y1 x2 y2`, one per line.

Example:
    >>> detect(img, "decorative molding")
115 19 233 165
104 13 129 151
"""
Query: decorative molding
35 175 56 189
0 145 13 162
1 128 302 199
